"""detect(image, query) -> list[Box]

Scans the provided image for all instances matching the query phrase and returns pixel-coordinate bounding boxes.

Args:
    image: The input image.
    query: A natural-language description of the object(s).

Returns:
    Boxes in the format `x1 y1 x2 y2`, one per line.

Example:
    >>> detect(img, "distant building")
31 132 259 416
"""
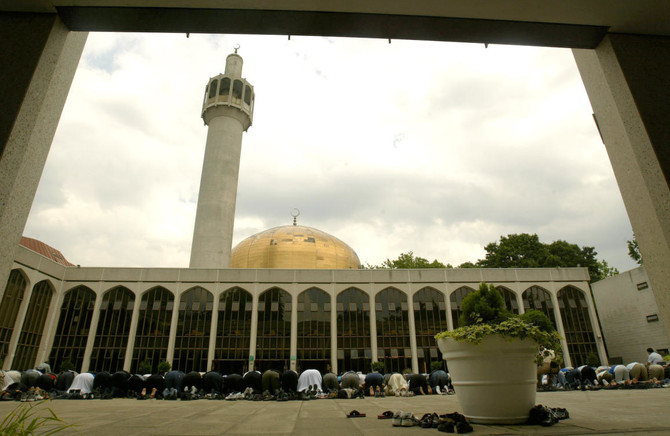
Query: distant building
592 266 670 364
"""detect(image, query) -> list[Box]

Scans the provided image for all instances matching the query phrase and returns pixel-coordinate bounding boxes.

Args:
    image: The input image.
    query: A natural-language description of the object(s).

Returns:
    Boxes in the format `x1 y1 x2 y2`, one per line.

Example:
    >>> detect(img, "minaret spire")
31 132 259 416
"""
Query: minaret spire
189 51 255 268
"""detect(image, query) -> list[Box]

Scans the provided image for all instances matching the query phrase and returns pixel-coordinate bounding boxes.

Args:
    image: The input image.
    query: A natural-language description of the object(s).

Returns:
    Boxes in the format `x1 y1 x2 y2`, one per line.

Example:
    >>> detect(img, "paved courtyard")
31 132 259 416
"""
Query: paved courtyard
2 389 670 435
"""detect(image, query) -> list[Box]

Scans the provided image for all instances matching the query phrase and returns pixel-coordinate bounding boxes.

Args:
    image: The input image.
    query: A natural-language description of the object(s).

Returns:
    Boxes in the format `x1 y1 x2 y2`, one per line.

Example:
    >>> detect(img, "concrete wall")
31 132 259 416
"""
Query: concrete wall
592 266 670 364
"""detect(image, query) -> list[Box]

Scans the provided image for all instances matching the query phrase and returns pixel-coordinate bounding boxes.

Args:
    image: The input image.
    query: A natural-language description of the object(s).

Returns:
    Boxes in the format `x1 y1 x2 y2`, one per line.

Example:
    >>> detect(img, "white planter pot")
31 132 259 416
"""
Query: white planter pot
437 335 537 424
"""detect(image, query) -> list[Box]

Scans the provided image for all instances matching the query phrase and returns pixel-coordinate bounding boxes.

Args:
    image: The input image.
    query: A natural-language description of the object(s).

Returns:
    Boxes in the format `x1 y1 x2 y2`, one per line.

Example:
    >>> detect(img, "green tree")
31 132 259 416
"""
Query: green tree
366 251 450 269
627 237 643 264
476 233 615 282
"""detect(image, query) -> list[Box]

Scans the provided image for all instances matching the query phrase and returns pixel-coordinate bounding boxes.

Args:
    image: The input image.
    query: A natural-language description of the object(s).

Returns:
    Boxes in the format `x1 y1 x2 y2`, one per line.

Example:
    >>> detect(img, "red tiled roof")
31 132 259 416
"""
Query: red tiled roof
19 237 75 267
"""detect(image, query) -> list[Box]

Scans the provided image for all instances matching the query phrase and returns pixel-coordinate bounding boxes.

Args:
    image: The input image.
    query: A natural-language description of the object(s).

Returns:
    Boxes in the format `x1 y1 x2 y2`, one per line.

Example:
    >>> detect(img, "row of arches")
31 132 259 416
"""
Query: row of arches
0 268 599 374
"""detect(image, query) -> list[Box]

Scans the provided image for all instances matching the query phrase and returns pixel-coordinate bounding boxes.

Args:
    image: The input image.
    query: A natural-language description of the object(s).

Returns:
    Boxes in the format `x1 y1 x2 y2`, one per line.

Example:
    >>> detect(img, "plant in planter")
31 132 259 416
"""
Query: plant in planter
435 282 561 424
371 361 385 373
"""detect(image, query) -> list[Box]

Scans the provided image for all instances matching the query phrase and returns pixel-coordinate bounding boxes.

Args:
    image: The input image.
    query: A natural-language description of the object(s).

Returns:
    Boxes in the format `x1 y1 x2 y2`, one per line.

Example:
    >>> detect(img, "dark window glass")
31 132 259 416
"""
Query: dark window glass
297 288 331 371
376 287 411 373
215 287 252 374
219 77 231 98
173 287 213 373
337 288 370 372
244 85 252 105
132 287 174 373
413 287 448 373
232 80 243 101
89 286 135 372
208 79 218 99
0 270 27 366
50 286 96 372
14 281 53 370
557 286 598 366
450 286 475 328
496 286 519 314
522 286 557 328
256 287 291 367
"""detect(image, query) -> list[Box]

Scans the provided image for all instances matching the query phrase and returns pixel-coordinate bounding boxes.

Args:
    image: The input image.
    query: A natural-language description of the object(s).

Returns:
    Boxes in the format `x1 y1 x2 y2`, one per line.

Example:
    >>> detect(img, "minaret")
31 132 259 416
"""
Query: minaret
190 49 254 268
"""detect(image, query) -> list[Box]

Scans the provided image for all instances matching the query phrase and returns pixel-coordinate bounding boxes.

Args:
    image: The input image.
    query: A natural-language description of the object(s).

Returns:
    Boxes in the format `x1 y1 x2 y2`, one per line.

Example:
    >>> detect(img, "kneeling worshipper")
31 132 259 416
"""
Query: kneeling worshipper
68 373 95 394
297 369 322 393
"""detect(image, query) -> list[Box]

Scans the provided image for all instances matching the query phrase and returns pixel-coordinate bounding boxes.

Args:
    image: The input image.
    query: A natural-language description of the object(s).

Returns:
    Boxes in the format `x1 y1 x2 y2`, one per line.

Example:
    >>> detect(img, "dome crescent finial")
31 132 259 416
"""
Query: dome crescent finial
291 208 300 226
234 44 240 54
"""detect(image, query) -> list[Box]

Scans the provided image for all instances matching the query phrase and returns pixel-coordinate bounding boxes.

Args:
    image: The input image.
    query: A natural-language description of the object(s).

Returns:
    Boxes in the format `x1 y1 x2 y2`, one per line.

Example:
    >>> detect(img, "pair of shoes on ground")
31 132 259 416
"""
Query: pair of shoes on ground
419 413 440 428
346 409 366 418
391 411 419 427
438 412 473 434
526 405 570 426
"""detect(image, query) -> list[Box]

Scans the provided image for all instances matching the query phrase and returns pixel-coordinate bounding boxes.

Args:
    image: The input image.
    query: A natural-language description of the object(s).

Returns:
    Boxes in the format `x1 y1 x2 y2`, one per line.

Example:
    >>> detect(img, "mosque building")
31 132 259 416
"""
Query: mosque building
0 51 606 376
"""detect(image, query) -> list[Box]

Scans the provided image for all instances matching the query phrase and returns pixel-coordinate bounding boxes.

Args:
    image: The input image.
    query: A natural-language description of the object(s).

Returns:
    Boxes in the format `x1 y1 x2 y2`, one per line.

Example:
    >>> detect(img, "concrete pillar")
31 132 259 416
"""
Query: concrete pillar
290 292 298 372
248 290 259 372
0 14 87 302
37 284 65 367
80 291 103 373
406 289 419 374
207 298 219 372
548 291 571 368
515 283 526 315
369 291 378 363
574 34 670 342
582 283 609 365
444 291 454 331
166 292 181 367
3 281 34 370
330 291 338 374
122 295 142 373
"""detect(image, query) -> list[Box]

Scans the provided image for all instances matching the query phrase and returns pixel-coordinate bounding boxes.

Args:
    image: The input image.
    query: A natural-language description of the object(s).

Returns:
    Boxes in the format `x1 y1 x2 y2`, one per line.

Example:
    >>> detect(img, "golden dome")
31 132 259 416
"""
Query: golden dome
230 224 361 269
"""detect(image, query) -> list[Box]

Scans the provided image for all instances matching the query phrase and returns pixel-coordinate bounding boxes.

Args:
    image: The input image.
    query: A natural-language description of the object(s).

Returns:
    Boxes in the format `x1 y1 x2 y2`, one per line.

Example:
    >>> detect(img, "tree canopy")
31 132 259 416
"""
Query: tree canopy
369 233 618 282
627 237 643 264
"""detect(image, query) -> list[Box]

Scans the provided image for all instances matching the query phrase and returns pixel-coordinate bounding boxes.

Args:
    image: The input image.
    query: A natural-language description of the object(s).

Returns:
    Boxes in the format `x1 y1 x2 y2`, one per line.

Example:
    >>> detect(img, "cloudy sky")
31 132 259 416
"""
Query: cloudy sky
24 32 637 273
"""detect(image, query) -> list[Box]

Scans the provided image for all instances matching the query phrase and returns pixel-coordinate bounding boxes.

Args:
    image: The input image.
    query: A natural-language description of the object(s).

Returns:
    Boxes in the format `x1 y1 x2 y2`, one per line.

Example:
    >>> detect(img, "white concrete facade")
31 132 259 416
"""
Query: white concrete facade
591 266 670 364
5 245 605 374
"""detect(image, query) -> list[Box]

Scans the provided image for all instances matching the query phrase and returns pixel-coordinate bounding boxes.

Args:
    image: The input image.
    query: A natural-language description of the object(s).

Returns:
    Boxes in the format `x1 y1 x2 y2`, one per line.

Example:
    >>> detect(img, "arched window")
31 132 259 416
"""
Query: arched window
256 287 291 369
413 287 447 373
558 286 598 366
215 287 252 374
208 79 218 99
232 79 243 103
173 287 213 373
450 286 475 328
89 286 135 372
376 287 411 373
132 286 174 373
13 280 53 370
336 288 370 373
297 288 331 372
0 270 27 367
50 286 96 372
496 286 519 314
522 286 557 328
244 85 252 105
219 77 231 99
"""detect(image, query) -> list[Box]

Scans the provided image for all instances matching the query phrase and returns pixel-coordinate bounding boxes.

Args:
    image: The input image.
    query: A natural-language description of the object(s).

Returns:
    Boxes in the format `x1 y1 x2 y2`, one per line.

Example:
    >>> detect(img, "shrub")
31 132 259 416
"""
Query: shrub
436 282 563 365
459 282 510 326
59 360 75 372
371 361 385 373
138 359 152 375
520 309 555 333
585 351 600 367
158 360 171 374
430 361 443 372
402 367 412 375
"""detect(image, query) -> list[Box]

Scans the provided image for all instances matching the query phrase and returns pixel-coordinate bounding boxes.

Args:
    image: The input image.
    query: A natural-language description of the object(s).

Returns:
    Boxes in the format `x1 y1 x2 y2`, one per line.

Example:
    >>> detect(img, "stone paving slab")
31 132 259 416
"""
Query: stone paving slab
2 390 670 435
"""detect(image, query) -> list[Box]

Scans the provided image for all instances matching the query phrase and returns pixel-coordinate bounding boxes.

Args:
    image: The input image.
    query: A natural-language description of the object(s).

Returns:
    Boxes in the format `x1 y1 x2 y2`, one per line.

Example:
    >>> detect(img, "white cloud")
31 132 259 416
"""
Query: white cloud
24 33 637 273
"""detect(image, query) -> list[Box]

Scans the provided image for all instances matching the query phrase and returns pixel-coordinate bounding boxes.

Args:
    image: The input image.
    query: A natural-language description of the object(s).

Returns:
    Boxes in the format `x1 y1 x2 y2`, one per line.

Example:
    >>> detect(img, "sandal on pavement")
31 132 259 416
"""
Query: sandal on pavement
347 410 366 418
378 411 394 419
